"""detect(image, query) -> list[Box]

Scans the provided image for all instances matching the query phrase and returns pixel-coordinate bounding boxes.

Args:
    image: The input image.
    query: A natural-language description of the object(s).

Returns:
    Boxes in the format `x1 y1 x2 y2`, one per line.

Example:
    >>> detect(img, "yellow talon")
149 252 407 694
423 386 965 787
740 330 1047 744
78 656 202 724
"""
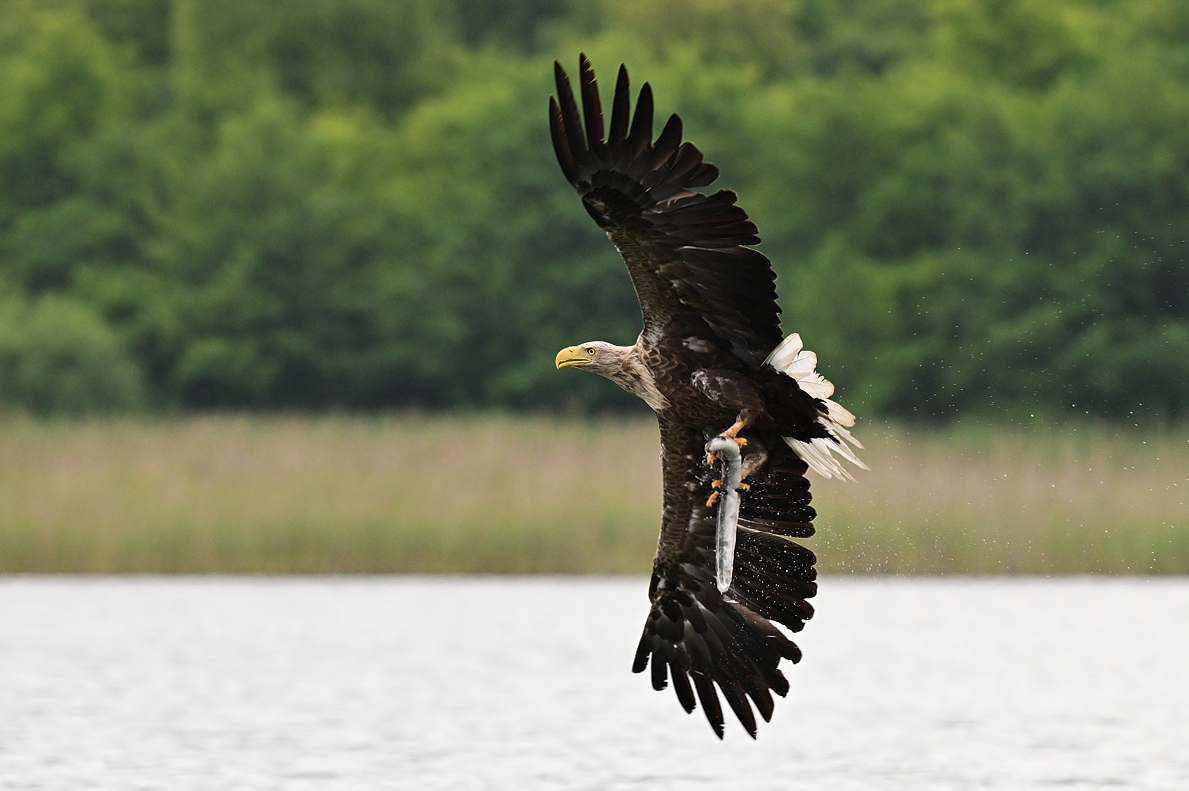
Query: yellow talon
707 480 724 507
706 479 728 508
707 421 747 465
738 482 751 491
720 418 749 443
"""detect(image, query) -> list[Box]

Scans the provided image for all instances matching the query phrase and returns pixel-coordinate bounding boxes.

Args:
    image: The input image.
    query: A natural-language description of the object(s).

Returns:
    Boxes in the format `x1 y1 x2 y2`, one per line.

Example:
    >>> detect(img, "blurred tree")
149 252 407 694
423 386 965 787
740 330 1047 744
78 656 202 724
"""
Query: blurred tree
0 1 156 388
736 0 1189 420
446 0 579 52
0 294 144 415
80 0 172 67
144 99 413 407
386 57 643 409
0 0 1185 420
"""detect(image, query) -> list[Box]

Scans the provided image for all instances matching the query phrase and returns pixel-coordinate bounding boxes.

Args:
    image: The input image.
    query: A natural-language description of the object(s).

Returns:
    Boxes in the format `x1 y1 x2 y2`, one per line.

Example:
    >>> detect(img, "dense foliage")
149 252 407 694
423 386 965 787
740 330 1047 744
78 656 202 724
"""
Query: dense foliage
1 0 1186 420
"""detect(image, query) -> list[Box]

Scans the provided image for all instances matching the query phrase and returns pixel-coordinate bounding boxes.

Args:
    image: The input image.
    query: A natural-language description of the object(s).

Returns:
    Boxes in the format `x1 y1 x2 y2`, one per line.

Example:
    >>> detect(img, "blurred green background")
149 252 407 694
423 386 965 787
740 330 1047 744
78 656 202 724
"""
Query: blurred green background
3 0 1186 420
1 1 1186 572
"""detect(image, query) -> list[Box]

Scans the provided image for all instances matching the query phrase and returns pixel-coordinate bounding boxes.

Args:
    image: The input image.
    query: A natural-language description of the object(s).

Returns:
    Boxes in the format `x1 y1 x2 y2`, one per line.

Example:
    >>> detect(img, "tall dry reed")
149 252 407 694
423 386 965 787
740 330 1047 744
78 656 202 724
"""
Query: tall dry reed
0 415 1184 573
813 423 1189 573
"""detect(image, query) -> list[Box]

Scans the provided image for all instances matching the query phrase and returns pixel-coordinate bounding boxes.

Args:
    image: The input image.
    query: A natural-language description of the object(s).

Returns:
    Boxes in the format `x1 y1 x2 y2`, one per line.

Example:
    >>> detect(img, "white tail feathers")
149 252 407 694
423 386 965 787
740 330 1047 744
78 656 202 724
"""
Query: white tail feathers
764 333 868 481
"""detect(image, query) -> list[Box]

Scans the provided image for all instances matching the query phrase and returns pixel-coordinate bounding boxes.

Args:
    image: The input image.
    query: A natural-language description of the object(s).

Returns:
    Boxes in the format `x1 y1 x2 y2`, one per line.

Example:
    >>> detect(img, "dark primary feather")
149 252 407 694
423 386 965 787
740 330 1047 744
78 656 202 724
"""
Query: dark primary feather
550 55 783 368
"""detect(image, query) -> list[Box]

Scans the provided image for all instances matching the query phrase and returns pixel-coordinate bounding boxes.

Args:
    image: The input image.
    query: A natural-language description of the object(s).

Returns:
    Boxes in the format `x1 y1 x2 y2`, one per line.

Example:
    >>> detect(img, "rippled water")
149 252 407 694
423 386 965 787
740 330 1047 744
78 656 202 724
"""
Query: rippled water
1 576 1186 790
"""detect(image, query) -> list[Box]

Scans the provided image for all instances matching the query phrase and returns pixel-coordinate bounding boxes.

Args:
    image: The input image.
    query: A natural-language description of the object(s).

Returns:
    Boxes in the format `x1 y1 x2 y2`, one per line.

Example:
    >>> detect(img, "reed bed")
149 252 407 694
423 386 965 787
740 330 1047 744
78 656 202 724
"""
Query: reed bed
0 415 1185 574
814 424 1189 574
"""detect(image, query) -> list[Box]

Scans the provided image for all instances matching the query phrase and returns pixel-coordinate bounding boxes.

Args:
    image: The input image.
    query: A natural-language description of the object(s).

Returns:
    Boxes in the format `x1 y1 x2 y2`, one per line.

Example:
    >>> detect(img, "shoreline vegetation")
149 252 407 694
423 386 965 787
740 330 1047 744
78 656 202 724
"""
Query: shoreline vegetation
3 3 1188 423
1 415 1185 575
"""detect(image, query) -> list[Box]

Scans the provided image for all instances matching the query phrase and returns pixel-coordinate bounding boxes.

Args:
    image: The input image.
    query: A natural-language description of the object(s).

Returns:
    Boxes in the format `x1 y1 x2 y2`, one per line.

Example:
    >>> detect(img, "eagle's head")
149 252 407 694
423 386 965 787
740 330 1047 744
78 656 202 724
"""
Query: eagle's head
554 341 627 376
555 341 666 411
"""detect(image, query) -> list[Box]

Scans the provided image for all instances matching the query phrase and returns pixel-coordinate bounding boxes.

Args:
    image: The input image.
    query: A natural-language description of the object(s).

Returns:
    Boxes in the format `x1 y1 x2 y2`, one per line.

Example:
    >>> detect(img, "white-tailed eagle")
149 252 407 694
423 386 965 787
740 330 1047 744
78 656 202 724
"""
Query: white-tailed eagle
551 56 865 738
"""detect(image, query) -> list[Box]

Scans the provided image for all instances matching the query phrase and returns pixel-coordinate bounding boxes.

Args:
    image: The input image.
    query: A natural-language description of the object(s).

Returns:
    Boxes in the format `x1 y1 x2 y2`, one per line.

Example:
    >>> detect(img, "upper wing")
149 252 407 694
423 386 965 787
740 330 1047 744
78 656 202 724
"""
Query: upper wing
633 420 818 738
550 55 783 368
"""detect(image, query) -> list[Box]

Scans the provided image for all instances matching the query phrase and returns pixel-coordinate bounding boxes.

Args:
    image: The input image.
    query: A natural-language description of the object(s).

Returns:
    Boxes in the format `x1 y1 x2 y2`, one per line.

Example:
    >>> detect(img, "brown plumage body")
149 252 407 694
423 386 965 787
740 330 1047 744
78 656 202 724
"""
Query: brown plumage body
551 56 859 738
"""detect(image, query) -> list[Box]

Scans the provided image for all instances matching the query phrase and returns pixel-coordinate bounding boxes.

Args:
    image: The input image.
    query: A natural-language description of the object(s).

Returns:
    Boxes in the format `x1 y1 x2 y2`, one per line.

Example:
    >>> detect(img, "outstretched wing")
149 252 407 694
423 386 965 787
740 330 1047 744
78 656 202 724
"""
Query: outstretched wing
550 55 783 368
634 421 818 738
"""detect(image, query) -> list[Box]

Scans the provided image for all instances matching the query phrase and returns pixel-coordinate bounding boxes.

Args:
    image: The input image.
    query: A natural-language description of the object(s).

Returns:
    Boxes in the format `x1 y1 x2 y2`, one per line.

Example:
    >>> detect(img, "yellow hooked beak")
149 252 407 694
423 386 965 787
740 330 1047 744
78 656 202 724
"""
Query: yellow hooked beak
555 346 591 369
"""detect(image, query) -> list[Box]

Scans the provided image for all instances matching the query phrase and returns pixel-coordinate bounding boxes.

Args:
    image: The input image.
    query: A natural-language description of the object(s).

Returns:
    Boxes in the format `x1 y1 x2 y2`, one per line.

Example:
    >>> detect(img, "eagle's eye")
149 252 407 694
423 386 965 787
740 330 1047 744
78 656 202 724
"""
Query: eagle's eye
586 346 596 355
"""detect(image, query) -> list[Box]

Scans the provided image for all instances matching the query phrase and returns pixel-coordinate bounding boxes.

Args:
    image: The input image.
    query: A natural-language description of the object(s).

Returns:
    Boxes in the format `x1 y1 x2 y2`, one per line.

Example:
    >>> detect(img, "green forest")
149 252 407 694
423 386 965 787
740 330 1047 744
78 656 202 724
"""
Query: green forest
1 0 1187 421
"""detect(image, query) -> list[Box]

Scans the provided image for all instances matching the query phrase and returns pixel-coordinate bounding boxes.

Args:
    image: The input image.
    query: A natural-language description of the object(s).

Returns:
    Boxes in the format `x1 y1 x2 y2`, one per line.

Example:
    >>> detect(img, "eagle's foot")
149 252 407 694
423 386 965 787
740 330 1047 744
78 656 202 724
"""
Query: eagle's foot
707 437 746 468
706 420 749 467
706 477 749 508
717 418 749 449
707 479 723 508
722 418 748 439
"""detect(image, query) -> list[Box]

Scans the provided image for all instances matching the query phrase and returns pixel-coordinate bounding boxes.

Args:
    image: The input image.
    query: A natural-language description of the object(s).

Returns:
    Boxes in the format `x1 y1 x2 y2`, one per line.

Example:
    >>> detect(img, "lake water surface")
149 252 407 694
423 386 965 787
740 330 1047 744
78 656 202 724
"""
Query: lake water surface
1 576 1186 790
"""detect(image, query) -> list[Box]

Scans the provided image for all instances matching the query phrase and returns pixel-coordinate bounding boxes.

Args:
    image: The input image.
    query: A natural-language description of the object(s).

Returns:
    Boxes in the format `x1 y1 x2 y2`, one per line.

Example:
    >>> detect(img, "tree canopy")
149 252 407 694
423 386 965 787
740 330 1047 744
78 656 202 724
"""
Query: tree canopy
1 0 1186 421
